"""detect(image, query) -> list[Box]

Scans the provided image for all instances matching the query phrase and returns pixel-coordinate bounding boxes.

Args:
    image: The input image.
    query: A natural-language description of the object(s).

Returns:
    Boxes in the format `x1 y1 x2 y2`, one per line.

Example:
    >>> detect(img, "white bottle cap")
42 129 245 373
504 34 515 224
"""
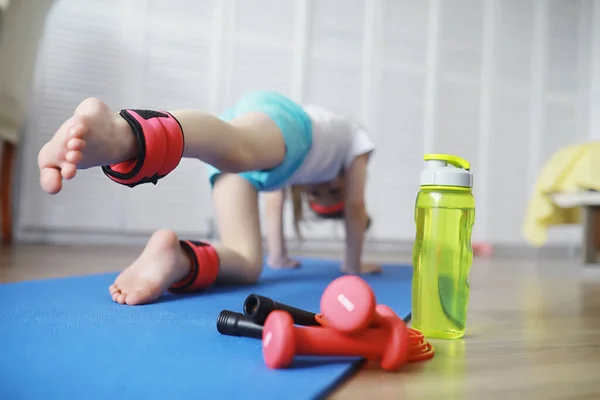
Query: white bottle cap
420 154 473 188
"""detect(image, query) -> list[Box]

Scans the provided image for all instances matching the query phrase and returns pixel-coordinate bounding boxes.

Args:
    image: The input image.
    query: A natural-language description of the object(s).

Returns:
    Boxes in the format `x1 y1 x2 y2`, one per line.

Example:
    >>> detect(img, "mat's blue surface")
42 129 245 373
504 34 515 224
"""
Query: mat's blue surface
0 257 412 400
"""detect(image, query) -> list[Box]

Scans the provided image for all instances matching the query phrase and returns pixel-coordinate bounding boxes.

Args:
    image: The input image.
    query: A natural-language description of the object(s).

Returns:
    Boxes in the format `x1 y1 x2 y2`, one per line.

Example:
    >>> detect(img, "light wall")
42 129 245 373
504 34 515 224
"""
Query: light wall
588 0 600 141
14 0 594 251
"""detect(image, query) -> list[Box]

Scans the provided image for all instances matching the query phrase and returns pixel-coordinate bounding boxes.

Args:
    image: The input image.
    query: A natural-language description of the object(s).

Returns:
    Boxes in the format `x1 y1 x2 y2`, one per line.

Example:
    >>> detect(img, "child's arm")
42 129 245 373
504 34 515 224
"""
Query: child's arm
342 153 376 273
264 189 299 268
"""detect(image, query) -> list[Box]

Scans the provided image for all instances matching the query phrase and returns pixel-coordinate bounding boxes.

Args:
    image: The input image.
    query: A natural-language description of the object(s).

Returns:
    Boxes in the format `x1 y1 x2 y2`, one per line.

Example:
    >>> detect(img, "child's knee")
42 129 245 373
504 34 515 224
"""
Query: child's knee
240 255 263 284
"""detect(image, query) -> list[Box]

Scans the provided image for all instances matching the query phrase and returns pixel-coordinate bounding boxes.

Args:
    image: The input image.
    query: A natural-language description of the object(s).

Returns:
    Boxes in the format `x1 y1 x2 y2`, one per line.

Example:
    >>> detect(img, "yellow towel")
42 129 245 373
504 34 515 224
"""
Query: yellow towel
522 141 600 246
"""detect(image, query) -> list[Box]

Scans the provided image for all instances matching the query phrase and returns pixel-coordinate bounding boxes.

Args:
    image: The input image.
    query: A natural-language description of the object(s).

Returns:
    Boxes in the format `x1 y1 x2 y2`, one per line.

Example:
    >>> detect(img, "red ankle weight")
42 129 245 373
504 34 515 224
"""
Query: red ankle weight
169 240 220 293
102 109 184 187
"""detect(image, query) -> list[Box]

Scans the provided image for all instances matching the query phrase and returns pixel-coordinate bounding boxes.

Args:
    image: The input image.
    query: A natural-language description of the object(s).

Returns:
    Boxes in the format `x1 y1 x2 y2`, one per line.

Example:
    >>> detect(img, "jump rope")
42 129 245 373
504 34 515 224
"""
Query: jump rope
217 275 434 370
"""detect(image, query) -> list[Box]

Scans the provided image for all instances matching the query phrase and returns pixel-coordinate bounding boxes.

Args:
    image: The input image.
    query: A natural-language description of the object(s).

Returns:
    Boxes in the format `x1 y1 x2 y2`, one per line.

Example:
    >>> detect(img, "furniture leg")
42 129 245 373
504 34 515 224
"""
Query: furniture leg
582 205 598 264
1 140 14 244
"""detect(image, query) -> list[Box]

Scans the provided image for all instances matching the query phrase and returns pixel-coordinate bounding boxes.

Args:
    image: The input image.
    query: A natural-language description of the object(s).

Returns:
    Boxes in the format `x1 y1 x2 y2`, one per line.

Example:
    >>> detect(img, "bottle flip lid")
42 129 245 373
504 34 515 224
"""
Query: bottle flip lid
420 153 473 188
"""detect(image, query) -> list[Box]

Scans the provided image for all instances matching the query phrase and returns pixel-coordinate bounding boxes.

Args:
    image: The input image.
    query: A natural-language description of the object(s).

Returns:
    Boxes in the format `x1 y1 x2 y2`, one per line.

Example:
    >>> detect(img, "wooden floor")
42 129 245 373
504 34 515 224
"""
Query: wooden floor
2 243 600 399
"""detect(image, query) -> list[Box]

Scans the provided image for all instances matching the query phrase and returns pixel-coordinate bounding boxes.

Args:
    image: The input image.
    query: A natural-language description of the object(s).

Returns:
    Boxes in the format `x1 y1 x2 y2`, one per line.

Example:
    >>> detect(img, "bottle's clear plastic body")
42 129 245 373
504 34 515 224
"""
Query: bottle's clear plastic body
411 186 475 339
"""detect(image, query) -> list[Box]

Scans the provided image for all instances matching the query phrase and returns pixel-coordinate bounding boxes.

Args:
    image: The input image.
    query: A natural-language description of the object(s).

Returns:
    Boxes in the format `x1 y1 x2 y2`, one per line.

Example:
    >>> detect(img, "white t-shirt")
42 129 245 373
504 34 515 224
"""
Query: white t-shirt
288 105 376 185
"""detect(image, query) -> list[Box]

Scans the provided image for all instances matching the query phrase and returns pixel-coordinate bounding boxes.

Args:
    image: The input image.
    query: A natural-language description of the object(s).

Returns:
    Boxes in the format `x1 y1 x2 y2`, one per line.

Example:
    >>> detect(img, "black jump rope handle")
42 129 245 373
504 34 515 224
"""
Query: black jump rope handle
217 310 264 339
243 294 320 326
217 294 320 339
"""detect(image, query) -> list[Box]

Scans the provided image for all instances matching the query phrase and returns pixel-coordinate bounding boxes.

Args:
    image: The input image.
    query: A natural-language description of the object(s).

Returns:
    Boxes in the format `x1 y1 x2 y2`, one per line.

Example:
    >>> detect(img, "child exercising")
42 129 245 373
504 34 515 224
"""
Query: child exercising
37 91 380 306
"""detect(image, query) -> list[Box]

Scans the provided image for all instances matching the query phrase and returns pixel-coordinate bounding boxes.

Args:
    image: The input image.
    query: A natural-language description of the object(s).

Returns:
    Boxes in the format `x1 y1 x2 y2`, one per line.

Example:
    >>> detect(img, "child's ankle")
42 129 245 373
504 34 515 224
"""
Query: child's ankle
112 114 138 163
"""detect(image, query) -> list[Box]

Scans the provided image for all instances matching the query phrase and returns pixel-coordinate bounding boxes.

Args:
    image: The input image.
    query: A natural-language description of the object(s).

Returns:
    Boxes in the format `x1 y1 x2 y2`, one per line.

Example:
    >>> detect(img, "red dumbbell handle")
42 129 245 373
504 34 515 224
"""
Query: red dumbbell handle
294 323 388 359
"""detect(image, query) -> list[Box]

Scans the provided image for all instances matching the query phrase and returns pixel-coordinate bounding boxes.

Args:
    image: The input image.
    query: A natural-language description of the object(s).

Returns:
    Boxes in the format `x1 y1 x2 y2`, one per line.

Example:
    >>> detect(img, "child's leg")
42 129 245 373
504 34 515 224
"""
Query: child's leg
209 173 264 284
37 97 286 194
38 93 310 304
108 173 263 306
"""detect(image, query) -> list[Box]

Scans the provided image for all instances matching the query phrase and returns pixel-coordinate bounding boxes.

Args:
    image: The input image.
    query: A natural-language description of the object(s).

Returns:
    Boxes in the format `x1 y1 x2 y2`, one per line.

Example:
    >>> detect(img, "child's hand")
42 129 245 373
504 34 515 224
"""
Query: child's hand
267 255 301 270
341 262 382 275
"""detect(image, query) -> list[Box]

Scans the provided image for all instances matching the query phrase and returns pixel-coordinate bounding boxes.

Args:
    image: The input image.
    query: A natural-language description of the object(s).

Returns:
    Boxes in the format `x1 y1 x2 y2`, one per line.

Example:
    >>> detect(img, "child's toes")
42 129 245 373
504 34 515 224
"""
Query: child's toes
109 284 120 295
67 137 86 151
116 293 127 304
40 167 62 194
60 162 77 180
65 149 83 164
110 288 121 302
68 121 87 139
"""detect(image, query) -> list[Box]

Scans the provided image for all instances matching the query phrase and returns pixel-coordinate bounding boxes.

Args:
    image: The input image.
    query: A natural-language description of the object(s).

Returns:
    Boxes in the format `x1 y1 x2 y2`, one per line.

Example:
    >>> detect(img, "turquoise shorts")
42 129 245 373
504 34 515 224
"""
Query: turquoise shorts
206 91 313 191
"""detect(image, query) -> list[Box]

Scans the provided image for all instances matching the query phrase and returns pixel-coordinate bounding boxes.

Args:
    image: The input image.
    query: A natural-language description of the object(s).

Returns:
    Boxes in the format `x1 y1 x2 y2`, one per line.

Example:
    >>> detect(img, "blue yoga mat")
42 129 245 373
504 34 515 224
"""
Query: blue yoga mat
0 257 412 400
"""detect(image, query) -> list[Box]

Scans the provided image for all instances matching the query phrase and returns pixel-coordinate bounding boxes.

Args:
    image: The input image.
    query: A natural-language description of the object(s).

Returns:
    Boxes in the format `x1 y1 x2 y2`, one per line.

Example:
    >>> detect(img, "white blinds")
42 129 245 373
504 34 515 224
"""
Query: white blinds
16 0 591 246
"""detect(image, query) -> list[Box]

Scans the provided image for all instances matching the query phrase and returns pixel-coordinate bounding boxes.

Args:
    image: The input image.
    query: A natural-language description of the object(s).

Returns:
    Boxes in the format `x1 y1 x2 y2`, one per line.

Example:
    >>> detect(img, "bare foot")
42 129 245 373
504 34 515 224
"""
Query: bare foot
108 229 192 306
37 97 137 194
341 262 382 275
268 256 300 270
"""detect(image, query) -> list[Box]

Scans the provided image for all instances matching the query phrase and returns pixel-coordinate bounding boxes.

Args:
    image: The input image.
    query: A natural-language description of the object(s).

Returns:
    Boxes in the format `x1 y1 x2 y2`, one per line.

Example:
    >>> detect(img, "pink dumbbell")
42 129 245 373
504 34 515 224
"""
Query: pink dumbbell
320 275 400 334
262 310 409 371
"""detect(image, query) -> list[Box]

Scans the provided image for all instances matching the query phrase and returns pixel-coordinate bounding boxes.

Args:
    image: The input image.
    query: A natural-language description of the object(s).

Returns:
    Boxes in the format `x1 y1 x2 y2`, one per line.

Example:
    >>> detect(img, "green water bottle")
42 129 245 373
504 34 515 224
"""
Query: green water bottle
411 154 475 339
